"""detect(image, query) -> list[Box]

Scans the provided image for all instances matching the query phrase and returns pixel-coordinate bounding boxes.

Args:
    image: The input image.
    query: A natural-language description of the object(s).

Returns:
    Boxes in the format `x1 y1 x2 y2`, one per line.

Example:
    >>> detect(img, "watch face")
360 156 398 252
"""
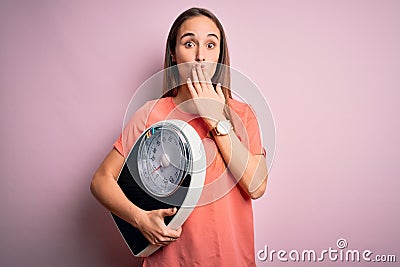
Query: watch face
137 124 190 197
217 120 231 135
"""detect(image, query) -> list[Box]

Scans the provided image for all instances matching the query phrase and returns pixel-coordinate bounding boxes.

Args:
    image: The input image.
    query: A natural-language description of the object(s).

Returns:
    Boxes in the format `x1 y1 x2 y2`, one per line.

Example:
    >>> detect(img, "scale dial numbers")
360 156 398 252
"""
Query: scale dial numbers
137 126 190 197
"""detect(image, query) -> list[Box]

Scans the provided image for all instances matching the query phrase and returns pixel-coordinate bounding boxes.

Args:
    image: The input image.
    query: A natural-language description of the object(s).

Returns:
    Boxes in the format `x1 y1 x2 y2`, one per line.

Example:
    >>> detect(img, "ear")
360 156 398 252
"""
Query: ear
171 52 176 62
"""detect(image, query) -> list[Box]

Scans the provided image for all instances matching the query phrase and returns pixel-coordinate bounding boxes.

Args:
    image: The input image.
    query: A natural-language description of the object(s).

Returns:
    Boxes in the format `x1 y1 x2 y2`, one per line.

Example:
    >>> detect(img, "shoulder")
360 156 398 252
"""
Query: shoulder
228 97 252 110
139 99 161 113
133 97 172 117
227 98 255 119
138 97 175 127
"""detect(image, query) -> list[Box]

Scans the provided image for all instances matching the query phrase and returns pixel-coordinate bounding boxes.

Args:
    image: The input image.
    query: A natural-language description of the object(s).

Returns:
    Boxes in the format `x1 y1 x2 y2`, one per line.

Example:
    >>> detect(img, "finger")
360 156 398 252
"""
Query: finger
148 235 162 246
191 65 202 94
159 207 177 218
153 229 180 245
202 65 214 91
216 83 225 100
196 64 206 85
160 236 177 243
144 230 166 246
187 78 198 98
153 237 168 246
176 226 182 236
158 223 181 241
165 227 182 239
202 65 212 84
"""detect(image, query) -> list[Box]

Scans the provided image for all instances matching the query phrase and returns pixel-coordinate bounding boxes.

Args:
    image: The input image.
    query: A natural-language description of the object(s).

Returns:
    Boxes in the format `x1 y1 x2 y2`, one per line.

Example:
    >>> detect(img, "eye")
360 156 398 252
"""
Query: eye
207 42 216 49
184 41 195 48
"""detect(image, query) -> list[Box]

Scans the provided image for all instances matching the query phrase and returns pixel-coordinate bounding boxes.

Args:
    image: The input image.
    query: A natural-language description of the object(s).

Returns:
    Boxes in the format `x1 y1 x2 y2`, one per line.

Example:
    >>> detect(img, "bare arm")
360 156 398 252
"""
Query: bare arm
187 64 268 199
212 129 268 199
90 148 181 245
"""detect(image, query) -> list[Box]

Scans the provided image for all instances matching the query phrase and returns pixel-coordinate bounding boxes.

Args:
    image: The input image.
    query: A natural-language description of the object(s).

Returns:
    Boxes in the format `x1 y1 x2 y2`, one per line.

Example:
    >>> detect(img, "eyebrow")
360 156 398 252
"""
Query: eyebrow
180 32 220 41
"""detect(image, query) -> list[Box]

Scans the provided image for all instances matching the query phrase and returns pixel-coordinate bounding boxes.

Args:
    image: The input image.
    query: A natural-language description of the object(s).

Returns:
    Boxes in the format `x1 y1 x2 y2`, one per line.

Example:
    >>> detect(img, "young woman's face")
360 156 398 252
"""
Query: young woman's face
173 15 220 65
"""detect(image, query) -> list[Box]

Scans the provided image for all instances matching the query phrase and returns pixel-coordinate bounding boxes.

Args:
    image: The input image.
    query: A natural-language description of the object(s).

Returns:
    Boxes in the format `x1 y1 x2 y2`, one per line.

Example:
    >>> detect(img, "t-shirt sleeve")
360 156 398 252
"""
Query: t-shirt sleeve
113 102 152 158
245 104 267 157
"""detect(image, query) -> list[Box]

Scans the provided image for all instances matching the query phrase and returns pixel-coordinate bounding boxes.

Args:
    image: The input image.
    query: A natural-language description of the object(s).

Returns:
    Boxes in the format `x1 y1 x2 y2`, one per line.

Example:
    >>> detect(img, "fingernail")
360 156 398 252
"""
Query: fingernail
187 77 191 83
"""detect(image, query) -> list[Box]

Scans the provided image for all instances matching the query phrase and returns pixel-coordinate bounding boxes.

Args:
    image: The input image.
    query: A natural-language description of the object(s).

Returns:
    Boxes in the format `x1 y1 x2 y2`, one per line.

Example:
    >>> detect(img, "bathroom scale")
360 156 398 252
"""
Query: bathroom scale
111 119 206 257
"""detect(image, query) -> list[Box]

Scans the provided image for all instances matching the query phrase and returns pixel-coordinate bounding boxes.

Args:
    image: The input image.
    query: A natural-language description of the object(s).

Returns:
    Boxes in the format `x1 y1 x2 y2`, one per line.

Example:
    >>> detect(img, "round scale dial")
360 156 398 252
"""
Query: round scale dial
137 124 191 197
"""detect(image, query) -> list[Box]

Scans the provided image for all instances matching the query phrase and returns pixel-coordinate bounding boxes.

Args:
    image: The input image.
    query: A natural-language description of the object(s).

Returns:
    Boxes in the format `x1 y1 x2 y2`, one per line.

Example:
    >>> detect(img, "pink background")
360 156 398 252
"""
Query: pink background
1 1 399 266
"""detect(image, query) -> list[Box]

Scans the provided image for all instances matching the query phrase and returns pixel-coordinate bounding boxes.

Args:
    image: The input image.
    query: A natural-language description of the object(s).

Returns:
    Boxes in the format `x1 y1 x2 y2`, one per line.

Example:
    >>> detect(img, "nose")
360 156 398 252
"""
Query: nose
195 46 206 62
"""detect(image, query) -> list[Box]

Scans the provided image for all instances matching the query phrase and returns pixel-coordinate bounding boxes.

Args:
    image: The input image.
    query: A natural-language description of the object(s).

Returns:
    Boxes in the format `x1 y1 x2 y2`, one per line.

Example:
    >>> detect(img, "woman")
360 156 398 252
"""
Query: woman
91 7 268 266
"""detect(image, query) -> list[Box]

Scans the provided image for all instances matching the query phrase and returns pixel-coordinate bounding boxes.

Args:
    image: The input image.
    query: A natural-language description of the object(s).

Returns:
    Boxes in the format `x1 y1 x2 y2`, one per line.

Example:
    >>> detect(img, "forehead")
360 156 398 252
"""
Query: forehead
178 15 220 38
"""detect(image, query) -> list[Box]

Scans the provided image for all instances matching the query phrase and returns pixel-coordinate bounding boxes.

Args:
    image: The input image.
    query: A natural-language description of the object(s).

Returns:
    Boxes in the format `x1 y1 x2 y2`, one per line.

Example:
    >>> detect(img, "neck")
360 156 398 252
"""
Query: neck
174 85 191 104
172 85 197 114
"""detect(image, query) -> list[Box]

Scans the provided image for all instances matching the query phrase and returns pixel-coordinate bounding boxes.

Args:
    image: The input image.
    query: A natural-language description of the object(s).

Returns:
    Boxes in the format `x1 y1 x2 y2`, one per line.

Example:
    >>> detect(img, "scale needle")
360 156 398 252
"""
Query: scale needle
150 154 170 174
151 165 162 174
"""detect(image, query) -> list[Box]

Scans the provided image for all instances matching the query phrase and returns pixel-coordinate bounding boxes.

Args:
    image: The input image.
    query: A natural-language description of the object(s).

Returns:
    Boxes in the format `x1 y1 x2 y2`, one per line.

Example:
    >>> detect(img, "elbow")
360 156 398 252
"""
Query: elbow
248 157 268 200
90 174 100 198
90 174 105 202
250 186 266 200
249 176 268 200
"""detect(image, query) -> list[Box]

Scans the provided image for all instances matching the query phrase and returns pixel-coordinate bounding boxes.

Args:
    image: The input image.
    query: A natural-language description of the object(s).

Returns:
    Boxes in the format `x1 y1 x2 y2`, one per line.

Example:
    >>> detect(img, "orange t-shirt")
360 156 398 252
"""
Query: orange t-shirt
114 97 265 266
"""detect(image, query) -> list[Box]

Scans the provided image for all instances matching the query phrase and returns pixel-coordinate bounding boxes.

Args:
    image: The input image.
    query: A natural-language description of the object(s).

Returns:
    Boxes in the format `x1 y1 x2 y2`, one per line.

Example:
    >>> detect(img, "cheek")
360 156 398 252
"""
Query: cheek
175 49 195 63
212 49 220 61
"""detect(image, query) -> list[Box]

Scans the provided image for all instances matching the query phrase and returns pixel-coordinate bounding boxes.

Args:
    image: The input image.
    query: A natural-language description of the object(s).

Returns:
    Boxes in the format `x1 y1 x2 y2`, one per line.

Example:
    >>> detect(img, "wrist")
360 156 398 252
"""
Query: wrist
127 204 145 228
205 114 227 130
210 118 233 136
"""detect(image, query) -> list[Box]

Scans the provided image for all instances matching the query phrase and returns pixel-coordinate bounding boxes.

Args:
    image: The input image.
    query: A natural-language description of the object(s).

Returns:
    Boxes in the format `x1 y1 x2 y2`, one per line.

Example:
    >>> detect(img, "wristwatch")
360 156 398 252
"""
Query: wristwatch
213 120 232 136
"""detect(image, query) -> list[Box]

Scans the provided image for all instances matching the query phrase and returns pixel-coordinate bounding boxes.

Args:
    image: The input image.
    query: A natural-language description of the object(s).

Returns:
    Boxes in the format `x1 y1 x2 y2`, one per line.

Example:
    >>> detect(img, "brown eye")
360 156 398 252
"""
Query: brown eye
184 41 195 48
207 43 215 49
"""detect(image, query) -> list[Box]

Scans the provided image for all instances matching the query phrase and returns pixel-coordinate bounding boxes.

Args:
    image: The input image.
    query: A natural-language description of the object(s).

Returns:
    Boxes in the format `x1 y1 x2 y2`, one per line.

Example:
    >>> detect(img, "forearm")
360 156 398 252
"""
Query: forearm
90 149 145 228
213 128 268 199
184 68 268 198
91 174 144 227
